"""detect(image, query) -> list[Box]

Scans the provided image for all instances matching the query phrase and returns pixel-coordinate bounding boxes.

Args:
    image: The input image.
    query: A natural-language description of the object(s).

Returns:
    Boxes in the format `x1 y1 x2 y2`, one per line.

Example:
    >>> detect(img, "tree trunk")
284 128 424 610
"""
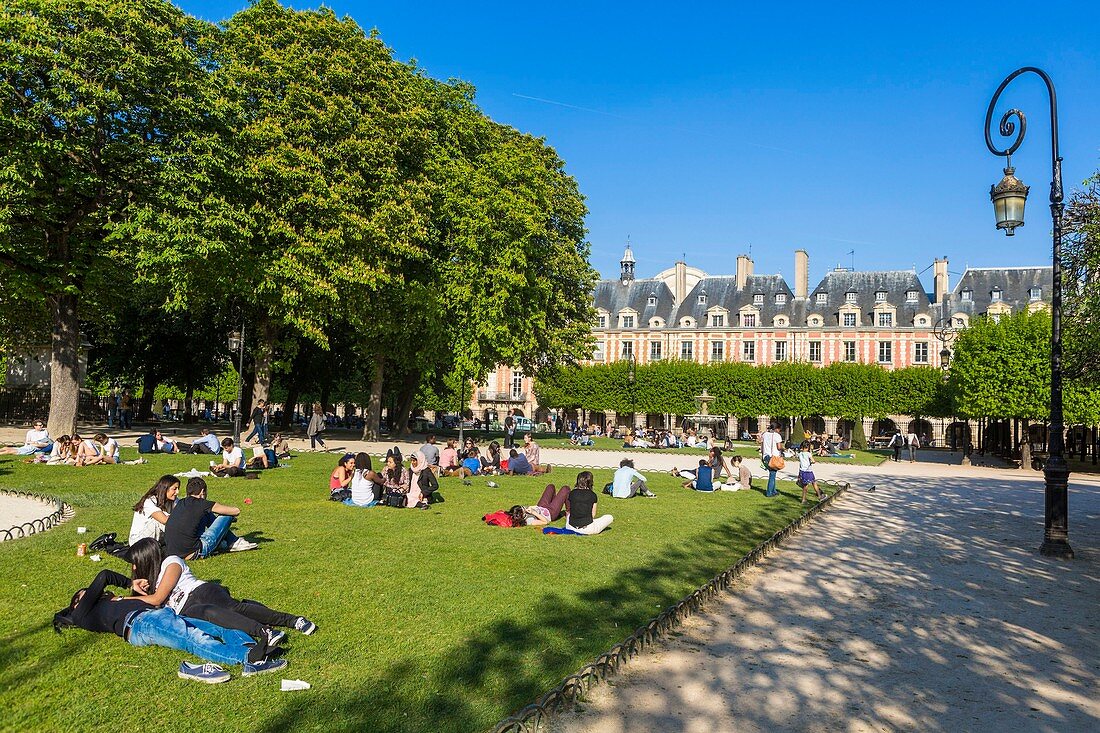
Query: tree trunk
251 317 277 406
138 361 163 421
184 383 195 423
47 293 81 437
390 369 421 438
362 357 384 441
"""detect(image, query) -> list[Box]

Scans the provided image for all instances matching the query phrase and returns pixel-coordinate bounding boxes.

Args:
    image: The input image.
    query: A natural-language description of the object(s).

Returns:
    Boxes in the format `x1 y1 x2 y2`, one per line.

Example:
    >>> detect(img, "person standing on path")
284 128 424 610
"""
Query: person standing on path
890 430 905 462
244 400 267 445
307 403 327 451
120 389 133 430
906 430 920 462
504 409 516 449
760 422 783 497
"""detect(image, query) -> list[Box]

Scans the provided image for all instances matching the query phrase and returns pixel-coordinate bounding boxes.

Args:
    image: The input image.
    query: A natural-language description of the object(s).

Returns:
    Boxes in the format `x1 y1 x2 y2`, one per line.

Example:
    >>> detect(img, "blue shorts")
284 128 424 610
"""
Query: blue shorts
798 470 816 484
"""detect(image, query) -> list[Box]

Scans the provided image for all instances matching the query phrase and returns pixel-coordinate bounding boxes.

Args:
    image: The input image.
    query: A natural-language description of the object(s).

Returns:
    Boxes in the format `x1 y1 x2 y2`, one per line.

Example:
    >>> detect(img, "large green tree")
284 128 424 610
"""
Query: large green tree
1063 172 1100 385
0 0 216 435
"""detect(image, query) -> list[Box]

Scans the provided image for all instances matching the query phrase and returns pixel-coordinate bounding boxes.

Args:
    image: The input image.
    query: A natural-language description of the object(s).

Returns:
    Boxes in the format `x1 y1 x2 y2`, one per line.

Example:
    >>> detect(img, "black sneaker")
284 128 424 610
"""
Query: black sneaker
264 627 286 648
243 657 288 677
294 617 317 635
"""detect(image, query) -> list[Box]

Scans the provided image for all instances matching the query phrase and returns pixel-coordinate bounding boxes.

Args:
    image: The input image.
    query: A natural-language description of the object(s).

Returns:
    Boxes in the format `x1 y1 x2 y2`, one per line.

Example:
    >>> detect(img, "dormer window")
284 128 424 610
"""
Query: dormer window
597 314 607 328
742 313 757 327
991 288 1003 302
961 289 973 302
1029 287 1042 300
698 292 707 305
875 291 887 302
845 291 858 303
621 314 635 328
906 290 919 302
775 293 787 305
753 293 764 305
710 314 725 328
647 294 657 307
815 292 827 305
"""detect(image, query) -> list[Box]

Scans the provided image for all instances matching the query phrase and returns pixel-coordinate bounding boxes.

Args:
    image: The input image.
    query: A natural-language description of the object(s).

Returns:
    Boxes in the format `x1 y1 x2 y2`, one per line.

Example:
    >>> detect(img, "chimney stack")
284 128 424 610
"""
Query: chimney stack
735 254 754 290
933 257 949 305
794 249 809 299
673 260 687 304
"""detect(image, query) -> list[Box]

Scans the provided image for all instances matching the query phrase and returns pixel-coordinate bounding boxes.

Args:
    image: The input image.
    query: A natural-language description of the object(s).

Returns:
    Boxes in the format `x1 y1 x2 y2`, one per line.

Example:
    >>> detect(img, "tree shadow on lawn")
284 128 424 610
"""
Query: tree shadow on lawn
257 500 801 733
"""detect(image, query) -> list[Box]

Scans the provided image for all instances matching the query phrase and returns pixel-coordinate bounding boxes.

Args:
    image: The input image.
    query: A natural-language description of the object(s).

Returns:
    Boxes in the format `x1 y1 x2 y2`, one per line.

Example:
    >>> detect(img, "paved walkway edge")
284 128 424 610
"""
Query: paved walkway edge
490 479 854 733
0 489 73 542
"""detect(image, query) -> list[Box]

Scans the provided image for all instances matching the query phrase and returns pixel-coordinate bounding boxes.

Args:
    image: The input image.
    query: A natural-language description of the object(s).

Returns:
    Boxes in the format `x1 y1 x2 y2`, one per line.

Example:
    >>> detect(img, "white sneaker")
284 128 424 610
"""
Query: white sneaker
229 538 258 552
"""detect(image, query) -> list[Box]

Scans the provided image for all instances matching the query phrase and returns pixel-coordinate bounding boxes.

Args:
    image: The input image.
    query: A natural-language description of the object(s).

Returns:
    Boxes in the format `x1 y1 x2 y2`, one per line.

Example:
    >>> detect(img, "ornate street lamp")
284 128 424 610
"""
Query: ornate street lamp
228 327 245 444
985 67 1072 558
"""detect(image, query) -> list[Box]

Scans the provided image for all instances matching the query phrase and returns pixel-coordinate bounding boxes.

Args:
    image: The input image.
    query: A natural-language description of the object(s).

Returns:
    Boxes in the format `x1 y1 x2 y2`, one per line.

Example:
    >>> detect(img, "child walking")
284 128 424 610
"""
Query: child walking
797 441 824 504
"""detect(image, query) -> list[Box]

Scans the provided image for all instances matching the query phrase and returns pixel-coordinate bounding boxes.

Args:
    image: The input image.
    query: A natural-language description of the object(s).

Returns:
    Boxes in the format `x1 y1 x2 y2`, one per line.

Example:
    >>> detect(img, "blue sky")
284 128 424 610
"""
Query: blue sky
178 1 1100 292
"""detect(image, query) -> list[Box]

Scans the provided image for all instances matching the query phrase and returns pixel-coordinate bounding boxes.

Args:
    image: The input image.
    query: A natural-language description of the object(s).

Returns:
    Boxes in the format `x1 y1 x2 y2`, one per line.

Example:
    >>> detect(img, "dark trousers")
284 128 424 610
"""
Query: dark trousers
181 583 297 640
184 443 215 455
893 445 901 461
537 484 570 521
504 431 515 449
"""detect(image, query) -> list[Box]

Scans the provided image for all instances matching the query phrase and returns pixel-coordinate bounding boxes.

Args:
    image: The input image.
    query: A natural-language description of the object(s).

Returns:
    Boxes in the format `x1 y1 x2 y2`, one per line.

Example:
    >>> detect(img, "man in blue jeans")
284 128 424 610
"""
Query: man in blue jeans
164 477 256 558
760 422 783 497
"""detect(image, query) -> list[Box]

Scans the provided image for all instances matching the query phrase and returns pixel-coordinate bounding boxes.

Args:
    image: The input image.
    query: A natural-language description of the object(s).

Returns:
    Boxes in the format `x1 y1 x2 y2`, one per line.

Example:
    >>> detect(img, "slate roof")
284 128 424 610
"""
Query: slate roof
671 275 798 325
593 278 676 324
947 267 1052 317
808 270 932 327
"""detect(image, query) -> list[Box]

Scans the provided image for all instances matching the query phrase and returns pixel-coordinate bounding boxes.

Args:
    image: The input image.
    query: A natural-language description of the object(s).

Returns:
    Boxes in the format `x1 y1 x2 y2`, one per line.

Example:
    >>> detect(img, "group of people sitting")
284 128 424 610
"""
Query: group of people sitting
328 449 441 509
64 475 311 683
0 421 127 466
671 447 753 492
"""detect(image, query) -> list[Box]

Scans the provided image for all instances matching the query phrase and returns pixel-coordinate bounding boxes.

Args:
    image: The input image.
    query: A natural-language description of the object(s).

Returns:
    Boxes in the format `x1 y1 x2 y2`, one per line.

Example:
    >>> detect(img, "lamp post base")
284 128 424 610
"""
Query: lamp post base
1041 455 1073 558
1039 538 1074 558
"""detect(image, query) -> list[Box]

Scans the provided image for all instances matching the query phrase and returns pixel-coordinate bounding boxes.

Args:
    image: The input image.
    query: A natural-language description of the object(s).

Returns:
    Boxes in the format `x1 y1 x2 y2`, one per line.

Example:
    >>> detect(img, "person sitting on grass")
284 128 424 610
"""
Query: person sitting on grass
439 438 460 476
163 477 256 559
156 430 180 453
346 452 381 507
128 538 316 656
566 471 613 535
380 451 409 504
53 568 286 683
481 441 503 474
329 453 355 501
419 434 440 472
95 433 121 463
74 434 108 466
797 441 825 504
183 428 222 455
0 420 52 456
211 438 246 477
269 433 291 458
483 484 571 527
522 433 552 475
404 450 437 509
504 448 536 476
87 475 182 560
609 458 656 498
720 455 752 491
682 458 715 492
46 435 76 465
460 449 482 477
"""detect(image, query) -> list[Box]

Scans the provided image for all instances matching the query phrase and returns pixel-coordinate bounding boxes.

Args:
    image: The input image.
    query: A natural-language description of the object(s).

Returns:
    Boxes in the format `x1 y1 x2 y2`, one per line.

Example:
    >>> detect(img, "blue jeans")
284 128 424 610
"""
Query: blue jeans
763 456 778 496
128 608 253 666
197 514 237 558
343 498 377 507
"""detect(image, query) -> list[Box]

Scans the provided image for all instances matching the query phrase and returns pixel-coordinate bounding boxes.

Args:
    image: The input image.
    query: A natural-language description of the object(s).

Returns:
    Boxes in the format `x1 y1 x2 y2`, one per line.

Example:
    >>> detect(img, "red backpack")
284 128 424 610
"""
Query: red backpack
483 510 514 527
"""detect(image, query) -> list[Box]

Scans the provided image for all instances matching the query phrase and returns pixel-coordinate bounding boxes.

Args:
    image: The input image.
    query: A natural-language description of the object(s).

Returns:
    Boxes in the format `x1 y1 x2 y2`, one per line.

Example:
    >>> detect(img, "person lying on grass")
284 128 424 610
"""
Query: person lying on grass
53 568 287 684
89 475 181 559
482 483 571 527
127 538 316 653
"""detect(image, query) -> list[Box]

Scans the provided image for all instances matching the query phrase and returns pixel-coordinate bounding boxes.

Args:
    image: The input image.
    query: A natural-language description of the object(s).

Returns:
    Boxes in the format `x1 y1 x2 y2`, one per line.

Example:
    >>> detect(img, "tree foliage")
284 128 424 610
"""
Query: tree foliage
1063 172 1100 385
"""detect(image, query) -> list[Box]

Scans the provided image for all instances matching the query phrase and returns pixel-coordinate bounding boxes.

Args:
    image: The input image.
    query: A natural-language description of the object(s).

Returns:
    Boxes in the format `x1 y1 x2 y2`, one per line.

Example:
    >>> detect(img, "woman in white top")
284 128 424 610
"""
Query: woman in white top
128 475 180 545
128 538 316 649
94 433 120 463
75 435 107 466
346 452 381 507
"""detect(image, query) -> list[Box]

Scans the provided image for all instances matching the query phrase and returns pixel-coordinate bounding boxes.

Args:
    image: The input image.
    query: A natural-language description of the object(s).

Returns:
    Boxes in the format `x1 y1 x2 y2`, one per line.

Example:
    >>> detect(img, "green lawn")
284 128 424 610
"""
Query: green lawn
533 435 891 466
0 450 817 733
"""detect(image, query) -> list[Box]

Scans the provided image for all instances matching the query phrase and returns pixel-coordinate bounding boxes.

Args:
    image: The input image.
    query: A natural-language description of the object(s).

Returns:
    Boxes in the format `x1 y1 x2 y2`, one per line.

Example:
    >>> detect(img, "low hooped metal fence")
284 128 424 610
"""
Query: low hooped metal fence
490 479 852 733
0 489 73 542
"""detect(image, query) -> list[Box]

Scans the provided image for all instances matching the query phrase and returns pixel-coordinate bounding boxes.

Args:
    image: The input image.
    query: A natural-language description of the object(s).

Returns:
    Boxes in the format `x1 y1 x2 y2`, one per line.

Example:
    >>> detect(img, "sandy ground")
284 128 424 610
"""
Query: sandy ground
0 494 67 542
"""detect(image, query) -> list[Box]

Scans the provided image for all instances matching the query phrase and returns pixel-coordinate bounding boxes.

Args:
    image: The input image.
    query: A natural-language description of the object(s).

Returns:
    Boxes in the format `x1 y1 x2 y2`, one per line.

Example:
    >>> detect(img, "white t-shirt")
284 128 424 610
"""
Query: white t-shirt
102 438 120 460
157 556 205 613
223 446 243 467
24 428 50 446
798 451 813 471
128 496 168 545
761 430 782 457
350 469 376 506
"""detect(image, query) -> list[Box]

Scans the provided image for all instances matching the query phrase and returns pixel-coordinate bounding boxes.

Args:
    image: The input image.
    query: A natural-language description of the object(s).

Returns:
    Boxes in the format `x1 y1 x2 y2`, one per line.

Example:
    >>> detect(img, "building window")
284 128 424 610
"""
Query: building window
844 341 856 362
954 317 966 327
710 341 724 361
742 313 757 327
710 314 725 328
753 293 764 305
816 292 828 305
906 290 919 302
597 314 607 328
698 293 707 305
775 293 787 305
775 341 787 361
843 312 857 327
846 291 858 303
742 341 755 362
914 342 929 363
809 341 821 362
680 341 693 360
648 295 657 306
511 372 524 399
1029 287 1042 300
621 341 633 358
875 291 887 302
961 289 973 301
878 341 892 363
649 341 662 360
621 314 635 328
877 311 893 327
991 288 1003 301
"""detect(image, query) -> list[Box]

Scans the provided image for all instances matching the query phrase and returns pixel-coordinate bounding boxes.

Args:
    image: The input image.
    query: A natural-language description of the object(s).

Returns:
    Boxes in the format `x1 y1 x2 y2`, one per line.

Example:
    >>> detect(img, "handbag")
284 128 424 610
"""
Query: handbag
768 455 786 471
329 488 351 502
383 491 407 508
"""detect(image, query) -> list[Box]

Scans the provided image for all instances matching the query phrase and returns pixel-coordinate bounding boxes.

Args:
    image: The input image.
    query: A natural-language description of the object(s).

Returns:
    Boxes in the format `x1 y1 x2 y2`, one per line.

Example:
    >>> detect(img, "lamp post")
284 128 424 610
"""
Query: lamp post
627 351 636 433
984 67 1073 558
228 327 245 445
